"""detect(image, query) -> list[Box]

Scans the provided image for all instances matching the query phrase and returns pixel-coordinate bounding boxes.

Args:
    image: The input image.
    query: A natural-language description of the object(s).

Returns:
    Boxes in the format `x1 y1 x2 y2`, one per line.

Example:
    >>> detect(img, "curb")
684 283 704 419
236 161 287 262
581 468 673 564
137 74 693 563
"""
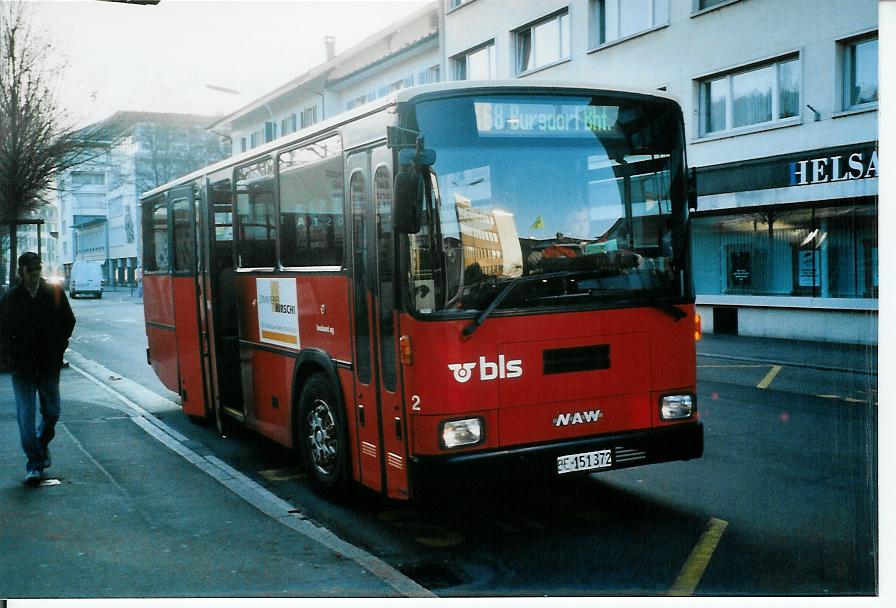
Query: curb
65 349 437 599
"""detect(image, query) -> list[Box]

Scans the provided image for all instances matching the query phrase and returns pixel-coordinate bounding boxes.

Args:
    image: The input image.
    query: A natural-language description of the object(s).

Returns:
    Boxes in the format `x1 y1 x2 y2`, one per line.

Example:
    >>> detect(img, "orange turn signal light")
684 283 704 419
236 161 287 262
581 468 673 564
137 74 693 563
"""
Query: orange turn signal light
400 335 412 365
694 313 702 341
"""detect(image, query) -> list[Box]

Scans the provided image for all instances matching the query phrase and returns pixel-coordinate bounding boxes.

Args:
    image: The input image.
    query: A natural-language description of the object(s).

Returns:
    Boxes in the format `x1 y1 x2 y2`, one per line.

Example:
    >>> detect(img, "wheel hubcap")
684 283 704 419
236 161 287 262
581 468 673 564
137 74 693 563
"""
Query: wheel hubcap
307 399 337 475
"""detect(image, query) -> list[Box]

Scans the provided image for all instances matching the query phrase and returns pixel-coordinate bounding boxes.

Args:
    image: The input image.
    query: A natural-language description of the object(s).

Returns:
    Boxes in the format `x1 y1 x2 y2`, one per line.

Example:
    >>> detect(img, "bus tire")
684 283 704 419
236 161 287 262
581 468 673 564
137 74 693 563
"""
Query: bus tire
298 373 349 497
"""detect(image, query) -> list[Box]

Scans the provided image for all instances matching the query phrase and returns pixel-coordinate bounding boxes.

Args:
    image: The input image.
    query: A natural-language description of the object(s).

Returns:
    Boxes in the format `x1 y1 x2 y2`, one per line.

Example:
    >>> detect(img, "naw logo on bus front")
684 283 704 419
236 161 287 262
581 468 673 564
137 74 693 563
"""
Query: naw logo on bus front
448 355 522 383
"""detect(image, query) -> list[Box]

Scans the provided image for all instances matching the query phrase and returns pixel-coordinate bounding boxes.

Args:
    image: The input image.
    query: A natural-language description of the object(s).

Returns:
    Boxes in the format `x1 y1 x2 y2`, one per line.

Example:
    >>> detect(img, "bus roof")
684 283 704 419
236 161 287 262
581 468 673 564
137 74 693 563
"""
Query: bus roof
140 81 680 201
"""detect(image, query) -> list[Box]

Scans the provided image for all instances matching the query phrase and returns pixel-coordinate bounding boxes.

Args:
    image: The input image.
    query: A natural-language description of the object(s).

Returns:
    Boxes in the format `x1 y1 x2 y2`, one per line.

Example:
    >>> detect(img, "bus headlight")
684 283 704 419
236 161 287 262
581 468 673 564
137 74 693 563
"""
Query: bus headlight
440 417 484 449
660 394 694 420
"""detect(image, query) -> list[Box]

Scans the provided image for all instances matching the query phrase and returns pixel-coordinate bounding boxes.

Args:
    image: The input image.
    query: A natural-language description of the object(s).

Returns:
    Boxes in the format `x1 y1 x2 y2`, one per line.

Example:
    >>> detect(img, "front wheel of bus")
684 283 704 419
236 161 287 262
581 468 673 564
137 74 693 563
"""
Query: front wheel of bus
298 373 348 497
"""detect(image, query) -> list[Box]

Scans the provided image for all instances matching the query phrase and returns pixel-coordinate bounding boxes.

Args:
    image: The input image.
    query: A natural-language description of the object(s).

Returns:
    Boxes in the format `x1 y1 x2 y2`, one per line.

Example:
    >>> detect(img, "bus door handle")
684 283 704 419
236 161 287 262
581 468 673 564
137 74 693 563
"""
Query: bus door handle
358 404 365 426
394 417 402 440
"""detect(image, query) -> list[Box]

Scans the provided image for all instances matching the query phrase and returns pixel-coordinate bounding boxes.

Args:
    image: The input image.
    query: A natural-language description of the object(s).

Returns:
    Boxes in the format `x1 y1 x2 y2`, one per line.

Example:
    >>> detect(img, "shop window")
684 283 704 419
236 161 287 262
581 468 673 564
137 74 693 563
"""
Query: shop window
592 0 668 46
515 11 570 74
699 55 800 136
692 204 877 299
452 41 496 80
842 34 878 110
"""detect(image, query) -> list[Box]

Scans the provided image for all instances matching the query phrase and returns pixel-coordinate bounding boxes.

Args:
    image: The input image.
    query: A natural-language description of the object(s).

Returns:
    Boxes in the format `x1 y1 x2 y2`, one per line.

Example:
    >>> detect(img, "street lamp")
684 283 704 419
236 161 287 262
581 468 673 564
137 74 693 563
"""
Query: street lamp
206 84 275 124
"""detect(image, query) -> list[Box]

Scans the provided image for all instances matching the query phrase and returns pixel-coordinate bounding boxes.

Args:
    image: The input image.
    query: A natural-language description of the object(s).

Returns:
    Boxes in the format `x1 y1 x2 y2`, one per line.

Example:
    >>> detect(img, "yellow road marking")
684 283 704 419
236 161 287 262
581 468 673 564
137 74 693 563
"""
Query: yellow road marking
668 517 728 596
258 468 306 481
697 364 768 369
757 365 782 390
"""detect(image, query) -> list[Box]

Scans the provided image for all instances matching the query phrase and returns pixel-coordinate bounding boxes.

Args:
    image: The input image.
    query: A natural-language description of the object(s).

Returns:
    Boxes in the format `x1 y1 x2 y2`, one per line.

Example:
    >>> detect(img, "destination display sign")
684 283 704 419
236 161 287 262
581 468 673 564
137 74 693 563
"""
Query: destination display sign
474 103 619 137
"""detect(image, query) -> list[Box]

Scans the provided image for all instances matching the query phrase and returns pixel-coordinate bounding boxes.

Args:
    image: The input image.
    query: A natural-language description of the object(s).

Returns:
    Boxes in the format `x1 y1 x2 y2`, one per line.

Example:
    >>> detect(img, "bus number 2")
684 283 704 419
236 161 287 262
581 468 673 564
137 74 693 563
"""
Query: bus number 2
411 395 421 411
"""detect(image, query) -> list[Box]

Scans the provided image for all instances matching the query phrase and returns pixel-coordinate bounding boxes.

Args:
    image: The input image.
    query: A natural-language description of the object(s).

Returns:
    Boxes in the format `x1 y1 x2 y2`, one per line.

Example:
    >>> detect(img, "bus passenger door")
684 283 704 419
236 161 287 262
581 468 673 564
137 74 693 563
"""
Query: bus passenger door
199 173 245 429
170 185 207 419
347 147 408 499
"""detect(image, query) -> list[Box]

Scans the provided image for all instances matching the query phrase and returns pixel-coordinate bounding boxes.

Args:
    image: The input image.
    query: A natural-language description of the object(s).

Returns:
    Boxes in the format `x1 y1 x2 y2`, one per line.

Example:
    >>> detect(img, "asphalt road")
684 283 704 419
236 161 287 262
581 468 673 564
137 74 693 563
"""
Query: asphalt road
65 293 878 596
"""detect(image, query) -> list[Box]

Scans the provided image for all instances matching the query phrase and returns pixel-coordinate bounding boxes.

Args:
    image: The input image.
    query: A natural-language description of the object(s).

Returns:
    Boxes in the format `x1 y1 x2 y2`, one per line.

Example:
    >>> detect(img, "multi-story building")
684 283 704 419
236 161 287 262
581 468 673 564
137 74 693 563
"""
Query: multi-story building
208 2 440 155
442 0 878 344
206 0 878 344
57 112 227 286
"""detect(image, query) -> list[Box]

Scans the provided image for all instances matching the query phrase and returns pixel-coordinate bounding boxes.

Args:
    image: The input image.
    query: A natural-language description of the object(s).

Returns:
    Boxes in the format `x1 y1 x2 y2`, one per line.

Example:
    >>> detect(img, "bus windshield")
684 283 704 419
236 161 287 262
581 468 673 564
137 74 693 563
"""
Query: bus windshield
404 92 691 316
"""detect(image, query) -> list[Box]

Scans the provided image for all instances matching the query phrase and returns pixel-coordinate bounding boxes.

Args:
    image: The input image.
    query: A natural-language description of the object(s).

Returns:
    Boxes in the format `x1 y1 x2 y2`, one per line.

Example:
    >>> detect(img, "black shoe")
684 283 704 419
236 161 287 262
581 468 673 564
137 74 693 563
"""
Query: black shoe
25 471 41 487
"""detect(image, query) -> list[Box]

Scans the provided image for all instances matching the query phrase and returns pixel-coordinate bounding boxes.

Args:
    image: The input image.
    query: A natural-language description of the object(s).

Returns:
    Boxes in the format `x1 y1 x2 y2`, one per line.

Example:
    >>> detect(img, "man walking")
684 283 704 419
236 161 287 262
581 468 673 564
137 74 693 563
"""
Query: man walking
0 252 76 487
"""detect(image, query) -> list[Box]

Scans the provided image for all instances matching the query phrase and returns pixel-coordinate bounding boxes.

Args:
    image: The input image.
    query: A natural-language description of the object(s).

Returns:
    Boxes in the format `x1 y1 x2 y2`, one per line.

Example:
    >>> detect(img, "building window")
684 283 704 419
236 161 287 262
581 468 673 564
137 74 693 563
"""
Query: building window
593 0 668 45
698 0 731 8
452 42 496 80
249 129 264 148
346 94 369 111
423 64 440 84
447 0 474 9
71 172 105 187
842 34 878 109
699 55 800 136
240 137 247 153
281 114 297 136
301 105 317 129
515 10 570 74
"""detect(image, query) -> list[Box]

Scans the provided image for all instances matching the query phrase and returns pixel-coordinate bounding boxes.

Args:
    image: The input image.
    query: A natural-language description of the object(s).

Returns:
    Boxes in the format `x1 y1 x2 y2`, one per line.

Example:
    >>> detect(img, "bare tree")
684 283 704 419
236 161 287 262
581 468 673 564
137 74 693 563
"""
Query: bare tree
131 119 228 195
0 1 120 282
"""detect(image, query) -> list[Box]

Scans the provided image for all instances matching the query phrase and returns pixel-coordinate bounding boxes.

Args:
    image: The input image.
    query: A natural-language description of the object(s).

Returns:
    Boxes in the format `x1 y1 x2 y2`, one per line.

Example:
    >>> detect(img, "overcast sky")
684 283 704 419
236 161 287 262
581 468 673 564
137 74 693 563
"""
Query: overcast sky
30 0 428 126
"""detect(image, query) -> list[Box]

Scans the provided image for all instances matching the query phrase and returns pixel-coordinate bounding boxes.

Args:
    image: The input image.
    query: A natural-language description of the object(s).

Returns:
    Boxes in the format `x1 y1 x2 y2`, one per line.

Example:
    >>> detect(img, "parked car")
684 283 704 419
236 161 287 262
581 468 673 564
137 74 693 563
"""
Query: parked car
69 261 103 299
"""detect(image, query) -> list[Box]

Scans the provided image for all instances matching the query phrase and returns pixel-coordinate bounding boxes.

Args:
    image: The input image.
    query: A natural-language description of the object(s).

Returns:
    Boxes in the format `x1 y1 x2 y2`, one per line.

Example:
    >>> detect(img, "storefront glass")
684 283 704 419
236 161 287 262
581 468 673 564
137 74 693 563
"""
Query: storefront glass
692 202 877 298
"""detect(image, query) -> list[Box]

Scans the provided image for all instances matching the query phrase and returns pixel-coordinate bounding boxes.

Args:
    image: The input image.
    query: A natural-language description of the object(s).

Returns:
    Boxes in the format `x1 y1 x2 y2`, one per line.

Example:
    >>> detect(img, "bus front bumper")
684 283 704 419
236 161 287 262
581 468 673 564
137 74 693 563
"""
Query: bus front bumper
410 422 703 482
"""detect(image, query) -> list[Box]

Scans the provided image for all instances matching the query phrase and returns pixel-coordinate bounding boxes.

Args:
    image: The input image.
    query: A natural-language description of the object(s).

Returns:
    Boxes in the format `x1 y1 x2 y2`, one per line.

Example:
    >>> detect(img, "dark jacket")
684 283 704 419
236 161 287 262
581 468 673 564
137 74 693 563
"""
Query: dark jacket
0 279 76 372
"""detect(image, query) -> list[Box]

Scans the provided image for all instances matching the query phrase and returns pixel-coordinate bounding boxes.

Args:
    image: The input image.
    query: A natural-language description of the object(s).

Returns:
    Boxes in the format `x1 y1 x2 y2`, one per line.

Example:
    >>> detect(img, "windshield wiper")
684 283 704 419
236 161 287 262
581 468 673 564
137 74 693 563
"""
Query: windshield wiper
462 272 570 339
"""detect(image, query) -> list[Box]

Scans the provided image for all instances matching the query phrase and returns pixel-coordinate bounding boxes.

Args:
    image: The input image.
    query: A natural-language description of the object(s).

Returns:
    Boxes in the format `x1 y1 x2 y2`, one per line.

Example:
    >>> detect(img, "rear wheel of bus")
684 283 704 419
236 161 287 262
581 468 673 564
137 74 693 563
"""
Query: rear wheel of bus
298 373 349 497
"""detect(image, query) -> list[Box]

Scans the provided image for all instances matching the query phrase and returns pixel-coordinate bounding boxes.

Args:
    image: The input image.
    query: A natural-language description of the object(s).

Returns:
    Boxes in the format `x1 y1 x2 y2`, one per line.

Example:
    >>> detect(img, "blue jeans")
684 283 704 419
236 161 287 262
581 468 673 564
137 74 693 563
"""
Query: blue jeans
12 369 61 475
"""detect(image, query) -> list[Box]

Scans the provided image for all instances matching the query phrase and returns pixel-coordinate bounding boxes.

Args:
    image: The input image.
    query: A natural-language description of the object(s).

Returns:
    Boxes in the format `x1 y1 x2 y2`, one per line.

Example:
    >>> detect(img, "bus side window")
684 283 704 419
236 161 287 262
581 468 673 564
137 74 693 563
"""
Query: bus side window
171 196 195 273
278 135 345 268
235 157 276 269
210 177 234 271
142 194 168 272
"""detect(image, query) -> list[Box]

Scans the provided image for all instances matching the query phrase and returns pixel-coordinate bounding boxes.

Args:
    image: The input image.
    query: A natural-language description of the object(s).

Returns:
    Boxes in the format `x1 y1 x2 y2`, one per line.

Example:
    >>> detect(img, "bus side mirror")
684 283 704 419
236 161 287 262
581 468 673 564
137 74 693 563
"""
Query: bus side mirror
687 167 698 211
394 170 422 234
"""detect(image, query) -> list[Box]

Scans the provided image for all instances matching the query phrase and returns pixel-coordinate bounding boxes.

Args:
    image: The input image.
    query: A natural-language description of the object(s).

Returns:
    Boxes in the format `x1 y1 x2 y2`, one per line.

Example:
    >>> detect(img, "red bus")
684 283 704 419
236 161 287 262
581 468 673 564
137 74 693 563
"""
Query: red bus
141 82 702 500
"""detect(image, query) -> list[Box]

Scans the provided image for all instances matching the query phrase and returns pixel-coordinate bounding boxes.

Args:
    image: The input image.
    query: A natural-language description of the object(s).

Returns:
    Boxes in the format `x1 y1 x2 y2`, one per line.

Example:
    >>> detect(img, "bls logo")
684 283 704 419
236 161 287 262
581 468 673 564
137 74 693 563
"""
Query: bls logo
448 355 523 383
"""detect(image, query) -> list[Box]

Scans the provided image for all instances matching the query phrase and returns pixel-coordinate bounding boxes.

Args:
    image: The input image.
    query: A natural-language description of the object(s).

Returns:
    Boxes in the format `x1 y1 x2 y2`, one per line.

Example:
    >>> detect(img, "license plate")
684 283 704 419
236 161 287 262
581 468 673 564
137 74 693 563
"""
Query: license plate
556 449 612 475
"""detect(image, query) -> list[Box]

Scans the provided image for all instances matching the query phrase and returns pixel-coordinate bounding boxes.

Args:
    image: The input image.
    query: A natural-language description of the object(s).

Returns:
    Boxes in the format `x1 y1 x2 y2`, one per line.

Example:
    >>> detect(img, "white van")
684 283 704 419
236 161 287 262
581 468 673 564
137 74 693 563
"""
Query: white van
69 261 104 299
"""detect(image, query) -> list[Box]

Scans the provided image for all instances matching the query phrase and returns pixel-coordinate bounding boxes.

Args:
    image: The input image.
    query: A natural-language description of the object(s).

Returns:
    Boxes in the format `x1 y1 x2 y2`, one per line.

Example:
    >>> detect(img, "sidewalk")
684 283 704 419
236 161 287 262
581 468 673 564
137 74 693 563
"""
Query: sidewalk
697 333 878 376
0 366 432 599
